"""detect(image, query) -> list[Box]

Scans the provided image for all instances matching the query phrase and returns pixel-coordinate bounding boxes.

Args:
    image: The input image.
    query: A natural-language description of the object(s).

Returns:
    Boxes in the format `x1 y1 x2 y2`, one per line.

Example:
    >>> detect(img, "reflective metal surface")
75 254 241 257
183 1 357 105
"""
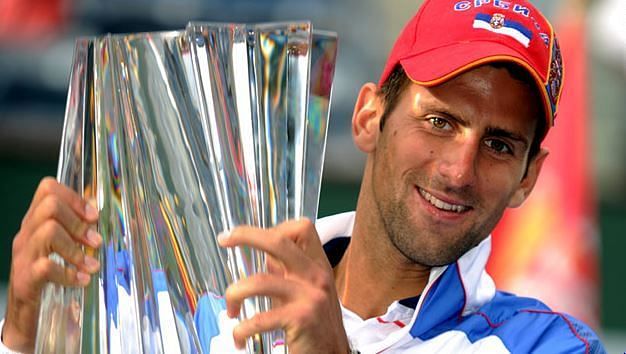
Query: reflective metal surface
35 22 337 354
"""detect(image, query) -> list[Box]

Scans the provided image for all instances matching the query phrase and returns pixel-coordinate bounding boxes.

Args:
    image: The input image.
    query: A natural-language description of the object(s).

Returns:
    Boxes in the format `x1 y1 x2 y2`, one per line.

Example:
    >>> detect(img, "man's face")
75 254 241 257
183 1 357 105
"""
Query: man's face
368 65 545 267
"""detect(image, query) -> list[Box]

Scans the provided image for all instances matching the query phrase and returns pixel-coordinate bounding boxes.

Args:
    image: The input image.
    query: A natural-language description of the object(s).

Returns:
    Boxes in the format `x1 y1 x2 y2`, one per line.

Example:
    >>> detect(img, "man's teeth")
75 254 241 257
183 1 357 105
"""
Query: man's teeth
419 189 468 213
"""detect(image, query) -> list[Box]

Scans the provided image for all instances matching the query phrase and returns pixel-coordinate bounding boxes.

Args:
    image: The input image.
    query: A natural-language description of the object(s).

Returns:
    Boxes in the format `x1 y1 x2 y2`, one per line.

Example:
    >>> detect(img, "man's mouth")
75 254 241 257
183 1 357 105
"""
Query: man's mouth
418 188 470 213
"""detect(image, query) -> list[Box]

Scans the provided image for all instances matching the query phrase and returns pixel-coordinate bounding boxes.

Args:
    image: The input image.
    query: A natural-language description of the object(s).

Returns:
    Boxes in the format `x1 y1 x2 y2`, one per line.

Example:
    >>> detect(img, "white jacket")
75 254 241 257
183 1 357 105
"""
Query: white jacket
317 212 605 353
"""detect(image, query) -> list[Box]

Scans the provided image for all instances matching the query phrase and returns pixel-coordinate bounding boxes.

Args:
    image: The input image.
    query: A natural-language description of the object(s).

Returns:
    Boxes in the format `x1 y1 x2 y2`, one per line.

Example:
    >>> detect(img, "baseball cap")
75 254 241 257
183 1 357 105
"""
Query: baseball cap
379 0 564 134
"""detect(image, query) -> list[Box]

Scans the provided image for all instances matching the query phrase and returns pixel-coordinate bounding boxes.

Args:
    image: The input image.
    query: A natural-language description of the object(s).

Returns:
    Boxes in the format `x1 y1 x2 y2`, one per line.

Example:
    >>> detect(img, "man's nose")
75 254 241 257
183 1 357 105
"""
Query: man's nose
437 139 479 189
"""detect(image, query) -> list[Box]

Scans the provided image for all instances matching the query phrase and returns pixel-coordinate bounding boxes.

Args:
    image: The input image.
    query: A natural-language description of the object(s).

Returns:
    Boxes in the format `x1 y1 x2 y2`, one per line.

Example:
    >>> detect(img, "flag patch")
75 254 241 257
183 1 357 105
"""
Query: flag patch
473 13 533 47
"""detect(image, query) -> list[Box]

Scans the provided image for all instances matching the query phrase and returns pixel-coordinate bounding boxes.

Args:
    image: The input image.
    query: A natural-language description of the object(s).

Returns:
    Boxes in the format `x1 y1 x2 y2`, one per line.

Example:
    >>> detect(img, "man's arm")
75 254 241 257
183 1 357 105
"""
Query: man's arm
2 177 101 353
218 219 351 354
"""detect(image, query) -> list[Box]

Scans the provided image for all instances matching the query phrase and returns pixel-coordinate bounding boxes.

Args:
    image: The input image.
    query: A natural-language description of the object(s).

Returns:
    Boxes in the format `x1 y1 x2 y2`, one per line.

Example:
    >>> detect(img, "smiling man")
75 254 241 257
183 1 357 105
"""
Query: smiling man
1 0 605 353
217 0 604 352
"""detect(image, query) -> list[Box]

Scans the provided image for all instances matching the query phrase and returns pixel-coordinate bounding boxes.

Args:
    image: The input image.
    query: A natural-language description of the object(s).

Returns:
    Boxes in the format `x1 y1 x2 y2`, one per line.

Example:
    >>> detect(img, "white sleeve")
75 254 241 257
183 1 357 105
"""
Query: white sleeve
0 319 24 354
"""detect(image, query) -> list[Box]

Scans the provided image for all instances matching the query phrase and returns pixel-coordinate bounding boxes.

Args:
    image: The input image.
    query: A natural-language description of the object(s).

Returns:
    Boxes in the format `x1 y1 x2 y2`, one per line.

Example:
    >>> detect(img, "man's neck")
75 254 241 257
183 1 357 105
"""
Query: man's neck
333 207 431 320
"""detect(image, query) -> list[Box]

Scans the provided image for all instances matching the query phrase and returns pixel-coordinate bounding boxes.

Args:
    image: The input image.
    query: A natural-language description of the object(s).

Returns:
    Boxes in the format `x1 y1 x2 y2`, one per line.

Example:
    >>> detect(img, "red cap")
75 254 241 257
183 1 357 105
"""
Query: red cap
379 0 564 131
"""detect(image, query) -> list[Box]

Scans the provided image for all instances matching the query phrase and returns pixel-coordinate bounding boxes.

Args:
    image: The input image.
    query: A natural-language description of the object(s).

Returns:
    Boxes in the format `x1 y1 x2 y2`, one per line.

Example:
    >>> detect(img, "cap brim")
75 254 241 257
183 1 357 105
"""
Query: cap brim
398 41 553 128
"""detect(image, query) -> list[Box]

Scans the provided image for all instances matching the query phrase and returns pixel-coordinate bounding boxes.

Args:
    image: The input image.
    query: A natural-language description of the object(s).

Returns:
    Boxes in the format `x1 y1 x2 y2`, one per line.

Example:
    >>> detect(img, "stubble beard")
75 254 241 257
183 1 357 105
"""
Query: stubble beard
374 178 502 268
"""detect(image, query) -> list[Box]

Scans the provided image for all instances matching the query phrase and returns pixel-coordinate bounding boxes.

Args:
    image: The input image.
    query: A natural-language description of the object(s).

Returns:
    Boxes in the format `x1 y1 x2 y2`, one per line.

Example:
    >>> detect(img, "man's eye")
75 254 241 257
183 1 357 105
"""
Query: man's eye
484 139 512 154
428 117 451 130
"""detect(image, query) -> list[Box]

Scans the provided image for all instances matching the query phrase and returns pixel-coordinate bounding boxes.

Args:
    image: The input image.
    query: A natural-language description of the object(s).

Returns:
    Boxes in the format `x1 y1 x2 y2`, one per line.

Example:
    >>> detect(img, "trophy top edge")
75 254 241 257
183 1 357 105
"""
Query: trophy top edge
185 20 326 33
108 30 185 40
74 36 96 43
70 22 337 43
187 20 309 26
312 29 338 39
73 30 186 43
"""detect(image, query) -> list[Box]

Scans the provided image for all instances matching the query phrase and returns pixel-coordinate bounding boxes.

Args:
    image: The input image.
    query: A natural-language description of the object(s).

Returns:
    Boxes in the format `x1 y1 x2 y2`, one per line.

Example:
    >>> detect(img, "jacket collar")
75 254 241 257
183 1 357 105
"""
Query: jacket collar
316 211 496 339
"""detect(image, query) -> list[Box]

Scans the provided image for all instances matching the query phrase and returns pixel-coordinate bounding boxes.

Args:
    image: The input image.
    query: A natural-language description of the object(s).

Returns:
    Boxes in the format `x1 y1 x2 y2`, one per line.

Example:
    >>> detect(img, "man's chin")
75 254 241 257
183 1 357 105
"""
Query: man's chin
390 233 472 267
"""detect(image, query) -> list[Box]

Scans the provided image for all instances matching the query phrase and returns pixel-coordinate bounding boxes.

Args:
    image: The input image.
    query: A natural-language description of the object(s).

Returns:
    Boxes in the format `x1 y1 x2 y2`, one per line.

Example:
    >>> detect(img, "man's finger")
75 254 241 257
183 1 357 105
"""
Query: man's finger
225 274 296 319
265 254 284 276
25 195 101 248
232 306 294 350
24 178 98 227
31 220 99 273
272 218 318 247
218 226 311 275
31 257 91 288
271 219 329 262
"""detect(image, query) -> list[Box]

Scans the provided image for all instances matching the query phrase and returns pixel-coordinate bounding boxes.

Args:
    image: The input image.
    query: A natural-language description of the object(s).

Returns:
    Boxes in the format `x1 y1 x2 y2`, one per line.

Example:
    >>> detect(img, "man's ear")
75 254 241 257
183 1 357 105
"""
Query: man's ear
508 148 549 208
352 83 383 153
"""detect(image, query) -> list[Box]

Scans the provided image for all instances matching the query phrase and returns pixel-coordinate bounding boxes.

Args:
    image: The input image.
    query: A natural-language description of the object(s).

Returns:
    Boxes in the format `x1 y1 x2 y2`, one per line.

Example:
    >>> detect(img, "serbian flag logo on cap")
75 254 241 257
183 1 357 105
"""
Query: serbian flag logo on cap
473 13 533 47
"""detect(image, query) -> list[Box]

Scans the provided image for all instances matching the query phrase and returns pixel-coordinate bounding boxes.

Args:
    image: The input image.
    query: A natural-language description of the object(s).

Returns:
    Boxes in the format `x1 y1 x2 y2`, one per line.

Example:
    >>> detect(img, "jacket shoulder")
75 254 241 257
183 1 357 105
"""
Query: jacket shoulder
468 291 606 354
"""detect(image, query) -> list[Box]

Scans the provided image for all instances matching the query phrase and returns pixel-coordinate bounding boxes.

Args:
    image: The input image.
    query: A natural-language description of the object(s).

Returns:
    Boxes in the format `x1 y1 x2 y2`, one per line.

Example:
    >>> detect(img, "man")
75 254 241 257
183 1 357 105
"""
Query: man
1 0 605 353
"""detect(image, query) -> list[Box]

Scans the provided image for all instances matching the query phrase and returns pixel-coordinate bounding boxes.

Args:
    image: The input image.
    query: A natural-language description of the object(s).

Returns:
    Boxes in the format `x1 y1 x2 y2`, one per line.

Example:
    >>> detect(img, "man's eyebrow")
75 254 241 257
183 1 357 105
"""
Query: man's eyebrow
486 126 529 149
418 101 468 125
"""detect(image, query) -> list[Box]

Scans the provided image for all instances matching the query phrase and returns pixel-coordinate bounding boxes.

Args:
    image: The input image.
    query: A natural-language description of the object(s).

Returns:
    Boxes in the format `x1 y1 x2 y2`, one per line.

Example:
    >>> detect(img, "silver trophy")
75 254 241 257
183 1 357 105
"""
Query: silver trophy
34 22 338 354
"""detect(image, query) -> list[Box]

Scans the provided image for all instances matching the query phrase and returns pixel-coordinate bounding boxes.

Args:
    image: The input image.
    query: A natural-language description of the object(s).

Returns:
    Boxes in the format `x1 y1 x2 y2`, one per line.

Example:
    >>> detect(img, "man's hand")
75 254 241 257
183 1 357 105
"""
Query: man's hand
3 177 102 353
218 219 350 354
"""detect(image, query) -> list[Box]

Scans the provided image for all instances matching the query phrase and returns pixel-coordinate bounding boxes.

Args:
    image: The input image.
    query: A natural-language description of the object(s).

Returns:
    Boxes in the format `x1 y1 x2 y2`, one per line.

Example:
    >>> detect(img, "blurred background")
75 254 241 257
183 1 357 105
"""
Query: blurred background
0 0 623 351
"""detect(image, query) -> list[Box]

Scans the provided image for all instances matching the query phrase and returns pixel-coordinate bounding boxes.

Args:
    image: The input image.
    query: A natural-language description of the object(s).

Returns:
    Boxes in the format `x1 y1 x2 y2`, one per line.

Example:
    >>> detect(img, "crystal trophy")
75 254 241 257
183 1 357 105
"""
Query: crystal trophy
34 22 338 354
